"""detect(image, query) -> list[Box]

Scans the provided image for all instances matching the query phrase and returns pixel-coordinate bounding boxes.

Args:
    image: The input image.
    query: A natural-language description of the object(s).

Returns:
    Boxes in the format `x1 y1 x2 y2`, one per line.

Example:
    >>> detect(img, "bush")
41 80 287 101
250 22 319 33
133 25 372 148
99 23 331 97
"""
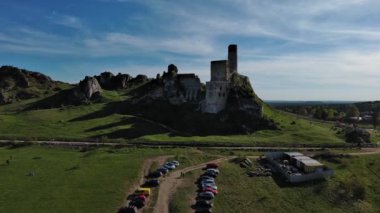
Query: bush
326 175 367 204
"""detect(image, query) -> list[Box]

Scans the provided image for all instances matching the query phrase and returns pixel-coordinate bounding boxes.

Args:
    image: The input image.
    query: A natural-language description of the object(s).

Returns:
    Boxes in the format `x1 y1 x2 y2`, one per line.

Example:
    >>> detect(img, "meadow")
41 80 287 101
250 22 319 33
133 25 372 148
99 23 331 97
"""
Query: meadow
0 90 350 146
0 145 219 213
169 154 380 213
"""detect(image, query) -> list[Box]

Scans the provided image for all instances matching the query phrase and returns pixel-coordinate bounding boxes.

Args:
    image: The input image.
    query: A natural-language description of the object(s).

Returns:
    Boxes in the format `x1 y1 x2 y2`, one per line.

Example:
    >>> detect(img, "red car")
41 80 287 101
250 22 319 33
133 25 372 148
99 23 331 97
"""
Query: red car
203 187 219 195
206 163 218 169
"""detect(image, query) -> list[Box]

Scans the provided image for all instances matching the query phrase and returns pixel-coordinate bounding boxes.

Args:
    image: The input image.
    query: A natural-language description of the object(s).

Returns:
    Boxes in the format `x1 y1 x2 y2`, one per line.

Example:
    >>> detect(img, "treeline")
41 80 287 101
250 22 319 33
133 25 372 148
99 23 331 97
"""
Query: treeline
275 101 380 128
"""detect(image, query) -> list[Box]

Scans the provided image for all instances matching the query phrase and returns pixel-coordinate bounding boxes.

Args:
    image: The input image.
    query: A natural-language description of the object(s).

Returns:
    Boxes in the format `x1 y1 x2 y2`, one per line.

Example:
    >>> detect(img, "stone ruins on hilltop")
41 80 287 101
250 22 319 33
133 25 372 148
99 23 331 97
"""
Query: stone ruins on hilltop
202 44 238 113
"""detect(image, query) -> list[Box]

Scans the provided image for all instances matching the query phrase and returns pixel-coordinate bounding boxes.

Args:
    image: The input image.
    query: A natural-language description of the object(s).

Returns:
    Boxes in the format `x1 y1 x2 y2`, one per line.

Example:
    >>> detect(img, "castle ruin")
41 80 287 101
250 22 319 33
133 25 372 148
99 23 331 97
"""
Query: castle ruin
203 44 238 113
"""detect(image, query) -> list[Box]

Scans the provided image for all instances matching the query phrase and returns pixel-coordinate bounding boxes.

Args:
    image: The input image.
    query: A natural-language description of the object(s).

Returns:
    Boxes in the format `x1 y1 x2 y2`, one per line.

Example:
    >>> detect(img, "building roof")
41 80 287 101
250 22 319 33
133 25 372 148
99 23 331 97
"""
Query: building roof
299 158 324 167
284 152 303 157
293 156 312 160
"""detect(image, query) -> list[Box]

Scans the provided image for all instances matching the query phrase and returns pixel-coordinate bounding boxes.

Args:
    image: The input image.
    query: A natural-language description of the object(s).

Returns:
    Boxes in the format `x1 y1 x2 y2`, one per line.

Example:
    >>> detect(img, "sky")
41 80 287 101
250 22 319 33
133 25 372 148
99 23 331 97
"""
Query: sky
1 0 380 101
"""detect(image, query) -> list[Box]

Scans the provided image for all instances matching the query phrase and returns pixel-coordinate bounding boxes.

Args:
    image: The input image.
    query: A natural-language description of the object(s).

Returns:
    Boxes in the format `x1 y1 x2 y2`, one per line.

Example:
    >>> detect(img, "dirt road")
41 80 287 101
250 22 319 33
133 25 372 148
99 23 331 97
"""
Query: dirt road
153 156 235 213
120 155 173 210
348 147 380 155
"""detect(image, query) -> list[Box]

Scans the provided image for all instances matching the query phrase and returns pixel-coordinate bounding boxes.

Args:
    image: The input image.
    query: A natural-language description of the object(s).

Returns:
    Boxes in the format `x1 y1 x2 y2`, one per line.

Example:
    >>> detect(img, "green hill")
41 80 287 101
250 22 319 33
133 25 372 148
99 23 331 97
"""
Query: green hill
0 65 357 146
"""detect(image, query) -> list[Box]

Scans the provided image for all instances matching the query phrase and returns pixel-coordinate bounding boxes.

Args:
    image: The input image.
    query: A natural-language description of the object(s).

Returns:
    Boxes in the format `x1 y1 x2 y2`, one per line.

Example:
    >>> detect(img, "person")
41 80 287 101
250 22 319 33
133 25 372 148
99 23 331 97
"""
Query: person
6 159 10 165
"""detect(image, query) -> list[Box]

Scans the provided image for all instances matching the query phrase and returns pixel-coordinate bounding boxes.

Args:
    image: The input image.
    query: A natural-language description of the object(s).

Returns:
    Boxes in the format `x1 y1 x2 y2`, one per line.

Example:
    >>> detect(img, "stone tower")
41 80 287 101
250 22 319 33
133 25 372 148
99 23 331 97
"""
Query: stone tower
203 44 238 114
228 44 237 74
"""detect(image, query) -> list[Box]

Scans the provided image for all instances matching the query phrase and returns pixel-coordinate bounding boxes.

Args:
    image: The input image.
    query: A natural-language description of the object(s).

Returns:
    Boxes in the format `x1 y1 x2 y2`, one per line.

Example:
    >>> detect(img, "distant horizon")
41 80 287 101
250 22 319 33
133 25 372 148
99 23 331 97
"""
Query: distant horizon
1 0 380 100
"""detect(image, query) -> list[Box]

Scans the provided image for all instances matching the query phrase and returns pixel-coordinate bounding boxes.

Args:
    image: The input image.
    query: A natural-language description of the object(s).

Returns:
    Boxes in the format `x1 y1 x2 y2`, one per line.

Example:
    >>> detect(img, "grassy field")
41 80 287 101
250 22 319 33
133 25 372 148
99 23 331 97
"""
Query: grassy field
142 105 346 145
169 169 202 213
0 91 358 146
186 154 380 213
0 145 169 213
0 145 220 213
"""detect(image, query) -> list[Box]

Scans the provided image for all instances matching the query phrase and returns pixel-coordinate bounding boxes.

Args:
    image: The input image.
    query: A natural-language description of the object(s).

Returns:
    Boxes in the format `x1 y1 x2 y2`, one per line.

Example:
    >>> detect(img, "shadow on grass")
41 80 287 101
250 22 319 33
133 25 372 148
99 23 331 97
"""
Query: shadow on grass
87 117 173 139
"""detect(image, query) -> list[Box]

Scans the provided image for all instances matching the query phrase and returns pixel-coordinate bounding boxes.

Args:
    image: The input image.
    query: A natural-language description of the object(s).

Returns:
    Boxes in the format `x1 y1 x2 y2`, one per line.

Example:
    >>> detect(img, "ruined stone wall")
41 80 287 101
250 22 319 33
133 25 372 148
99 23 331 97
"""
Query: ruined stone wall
179 78 201 101
211 60 228 81
204 81 229 113
228 44 237 74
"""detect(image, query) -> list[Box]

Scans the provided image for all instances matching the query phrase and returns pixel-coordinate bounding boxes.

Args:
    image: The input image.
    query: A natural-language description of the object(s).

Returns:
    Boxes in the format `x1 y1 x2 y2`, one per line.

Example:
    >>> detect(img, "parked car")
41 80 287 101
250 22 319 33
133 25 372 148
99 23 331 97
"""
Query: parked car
206 168 219 174
195 207 212 213
163 163 176 170
201 183 217 190
203 187 218 195
197 192 214 200
206 163 218 169
157 167 169 174
134 188 151 196
170 160 180 166
200 179 215 185
129 198 144 208
149 171 162 178
118 205 137 213
144 179 160 187
199 175 214 180
204 171 217 178
196 200 213 208
197 176 214 183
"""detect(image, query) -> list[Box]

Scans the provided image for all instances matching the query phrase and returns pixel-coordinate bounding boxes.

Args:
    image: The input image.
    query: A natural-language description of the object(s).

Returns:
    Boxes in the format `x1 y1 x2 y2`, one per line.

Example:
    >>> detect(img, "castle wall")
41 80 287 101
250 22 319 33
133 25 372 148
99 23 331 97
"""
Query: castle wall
228 44 237 74
211 60 228 81
204 81 229 113
203 44 238 114
179 77 201 101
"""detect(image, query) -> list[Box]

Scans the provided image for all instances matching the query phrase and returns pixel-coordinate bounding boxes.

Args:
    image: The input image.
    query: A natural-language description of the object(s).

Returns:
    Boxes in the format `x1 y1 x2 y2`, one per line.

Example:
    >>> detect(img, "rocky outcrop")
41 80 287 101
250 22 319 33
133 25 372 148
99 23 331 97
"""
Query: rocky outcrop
0 66 58 105
225 73 262 116
131 64 202 105
94 71 147 90
0 92 10 104
70 76 102 104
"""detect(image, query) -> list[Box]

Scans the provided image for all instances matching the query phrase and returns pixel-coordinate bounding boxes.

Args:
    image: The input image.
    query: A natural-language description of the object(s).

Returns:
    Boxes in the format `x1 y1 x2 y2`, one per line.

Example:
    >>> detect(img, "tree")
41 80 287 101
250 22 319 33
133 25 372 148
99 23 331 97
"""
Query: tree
373 109 380 129
346 105 360 117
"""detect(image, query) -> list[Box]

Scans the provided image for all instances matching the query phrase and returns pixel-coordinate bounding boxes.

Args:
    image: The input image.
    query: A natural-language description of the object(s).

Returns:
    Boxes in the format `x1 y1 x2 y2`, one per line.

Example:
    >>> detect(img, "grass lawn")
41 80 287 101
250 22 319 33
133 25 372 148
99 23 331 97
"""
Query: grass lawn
0 145 168 213
140 105 346 145
207 155 380 213
0 92 347 146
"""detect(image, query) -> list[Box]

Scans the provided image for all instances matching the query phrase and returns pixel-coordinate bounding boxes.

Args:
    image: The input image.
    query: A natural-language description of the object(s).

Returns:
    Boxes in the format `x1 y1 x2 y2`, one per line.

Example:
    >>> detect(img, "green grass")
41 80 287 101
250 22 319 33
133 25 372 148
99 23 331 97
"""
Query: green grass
0 145 220 213
141 105 346 145
0 145 167 213
169 170 201 213
202 155 380 213
0 91 348 146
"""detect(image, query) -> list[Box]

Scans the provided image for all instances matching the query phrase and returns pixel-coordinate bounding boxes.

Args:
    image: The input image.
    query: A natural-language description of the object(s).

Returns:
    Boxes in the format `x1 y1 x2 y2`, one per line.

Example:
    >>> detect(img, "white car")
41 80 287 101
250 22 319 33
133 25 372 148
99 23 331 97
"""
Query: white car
170 161 180 167
207 168 219 174
164 163 176 170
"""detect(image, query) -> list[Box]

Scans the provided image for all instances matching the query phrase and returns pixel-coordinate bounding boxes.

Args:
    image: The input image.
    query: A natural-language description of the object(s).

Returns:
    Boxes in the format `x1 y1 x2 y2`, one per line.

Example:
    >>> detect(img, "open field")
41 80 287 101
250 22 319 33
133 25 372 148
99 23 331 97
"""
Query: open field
170 153 380 213
0 145 218 213
0 93 352 146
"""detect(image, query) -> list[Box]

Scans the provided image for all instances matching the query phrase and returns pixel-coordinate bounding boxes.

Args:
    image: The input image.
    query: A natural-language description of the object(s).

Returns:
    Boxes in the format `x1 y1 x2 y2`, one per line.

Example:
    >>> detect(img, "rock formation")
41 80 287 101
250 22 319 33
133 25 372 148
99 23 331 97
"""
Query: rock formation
131 64 202 105
94 71 148 90
70 76 102 104
0 66 57 105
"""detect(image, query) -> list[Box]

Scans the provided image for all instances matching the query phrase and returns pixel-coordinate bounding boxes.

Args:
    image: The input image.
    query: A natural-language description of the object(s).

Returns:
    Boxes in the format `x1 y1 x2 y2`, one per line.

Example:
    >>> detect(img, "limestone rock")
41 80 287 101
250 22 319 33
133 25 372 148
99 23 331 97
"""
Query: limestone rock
71 76 102 104
0 92 10 104
226 73 262 116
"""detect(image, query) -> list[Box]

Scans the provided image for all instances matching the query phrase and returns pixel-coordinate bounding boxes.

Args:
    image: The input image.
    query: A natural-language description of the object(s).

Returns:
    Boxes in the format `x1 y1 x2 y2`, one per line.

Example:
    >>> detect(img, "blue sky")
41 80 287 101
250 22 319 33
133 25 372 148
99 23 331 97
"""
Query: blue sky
1 0 380 100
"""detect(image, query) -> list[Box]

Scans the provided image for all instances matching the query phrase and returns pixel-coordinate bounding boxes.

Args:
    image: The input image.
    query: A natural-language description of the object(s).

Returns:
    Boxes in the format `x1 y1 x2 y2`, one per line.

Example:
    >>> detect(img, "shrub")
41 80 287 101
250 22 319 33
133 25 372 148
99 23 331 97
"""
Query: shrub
326 175 367 204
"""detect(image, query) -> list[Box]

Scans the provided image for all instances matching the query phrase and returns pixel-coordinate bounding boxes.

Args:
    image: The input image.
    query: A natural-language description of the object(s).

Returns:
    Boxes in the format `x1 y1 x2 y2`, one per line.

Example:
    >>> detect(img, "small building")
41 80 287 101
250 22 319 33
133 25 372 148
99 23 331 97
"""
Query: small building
265 152 333 183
